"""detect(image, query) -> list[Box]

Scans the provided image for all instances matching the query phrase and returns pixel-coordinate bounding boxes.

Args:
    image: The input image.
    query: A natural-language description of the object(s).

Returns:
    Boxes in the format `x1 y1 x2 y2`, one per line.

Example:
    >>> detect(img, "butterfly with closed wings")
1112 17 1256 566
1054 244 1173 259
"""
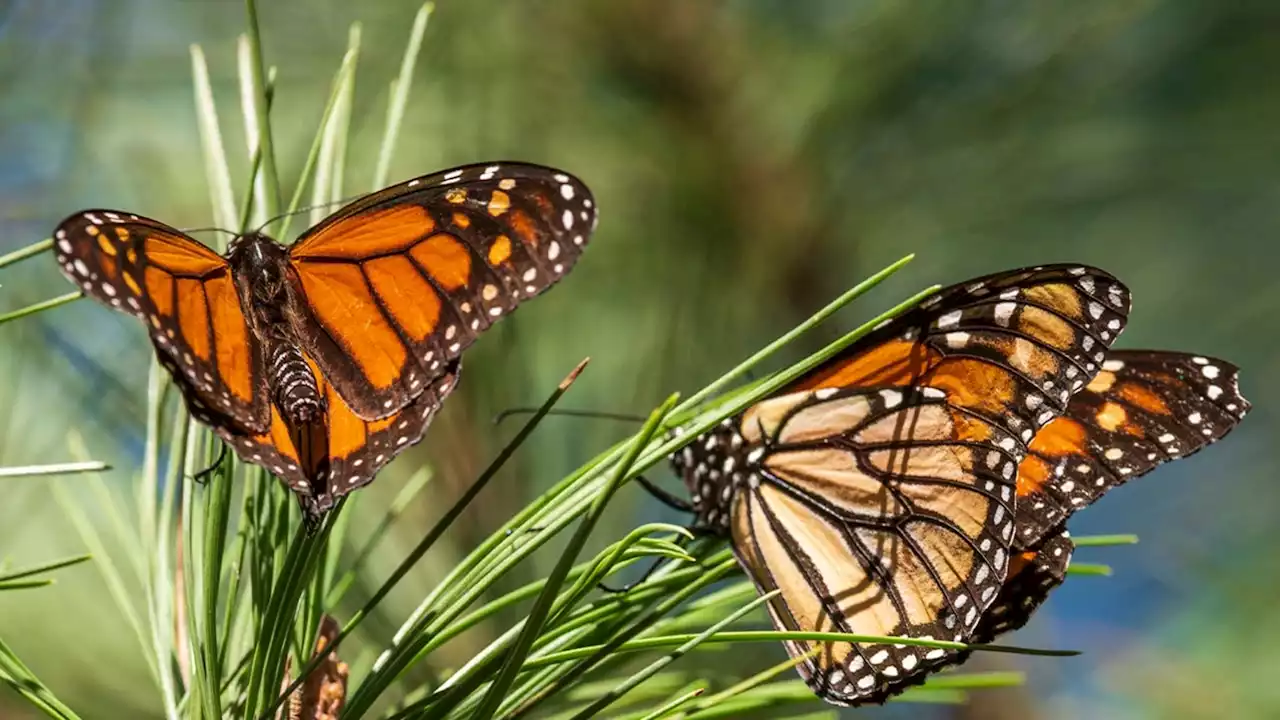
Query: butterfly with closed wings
667 264 1133 705
54 162 597 524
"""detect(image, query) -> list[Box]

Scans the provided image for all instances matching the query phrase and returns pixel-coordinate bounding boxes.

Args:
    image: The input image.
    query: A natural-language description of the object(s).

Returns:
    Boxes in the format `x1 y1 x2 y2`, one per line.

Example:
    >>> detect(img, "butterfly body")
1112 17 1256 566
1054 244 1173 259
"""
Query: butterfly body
671 420 745 532
54 162 598 522
224 232 325 426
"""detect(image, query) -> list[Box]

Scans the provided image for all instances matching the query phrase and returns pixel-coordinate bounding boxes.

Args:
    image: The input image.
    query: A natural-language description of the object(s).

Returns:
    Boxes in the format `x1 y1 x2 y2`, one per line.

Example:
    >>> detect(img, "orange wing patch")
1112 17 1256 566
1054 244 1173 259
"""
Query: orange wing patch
1016 417 1087 499
1023 283 1083 320
1016 306 1075 351
488 235 512 266
122 272 143 297
790 339 933 392
410 234 471 291
925 357 1019 417
292 205 435 260
145 233 225 276
1117 381 1170 415
176 278 211 361
205 274 254 403
325 380 368 460
506 209 540 248
1094 401 1129 432
295 262 408 390
365 255 442 342
99 252 119 281
487 190 511 216
263 407 302 465
145 266 175 317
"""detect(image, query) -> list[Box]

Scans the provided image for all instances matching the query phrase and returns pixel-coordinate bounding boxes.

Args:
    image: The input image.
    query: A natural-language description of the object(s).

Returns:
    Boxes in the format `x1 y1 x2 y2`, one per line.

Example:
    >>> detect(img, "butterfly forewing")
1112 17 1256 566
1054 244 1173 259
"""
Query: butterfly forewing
1015 350 1250 548
54 211 271 434
905 350 1248 665
287 162 597 420
790 264 1132 443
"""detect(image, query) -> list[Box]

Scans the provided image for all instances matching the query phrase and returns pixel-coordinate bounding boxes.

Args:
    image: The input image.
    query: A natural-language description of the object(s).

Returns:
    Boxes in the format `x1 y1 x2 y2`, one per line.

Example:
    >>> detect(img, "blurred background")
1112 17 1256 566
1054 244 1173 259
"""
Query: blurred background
0 0 1275 717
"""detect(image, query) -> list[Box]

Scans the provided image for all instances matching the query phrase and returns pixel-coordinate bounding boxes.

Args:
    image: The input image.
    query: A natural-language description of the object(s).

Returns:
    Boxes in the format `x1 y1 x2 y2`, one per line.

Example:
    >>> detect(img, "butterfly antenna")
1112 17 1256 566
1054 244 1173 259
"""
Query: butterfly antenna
252 192 368 237
492 407 649 426
634 475 693 513
182 226 241 239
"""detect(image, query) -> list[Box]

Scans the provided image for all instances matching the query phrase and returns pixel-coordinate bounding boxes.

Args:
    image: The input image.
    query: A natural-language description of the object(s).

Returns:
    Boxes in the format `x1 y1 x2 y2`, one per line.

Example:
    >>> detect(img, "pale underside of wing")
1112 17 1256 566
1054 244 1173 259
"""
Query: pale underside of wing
732 386 1018 706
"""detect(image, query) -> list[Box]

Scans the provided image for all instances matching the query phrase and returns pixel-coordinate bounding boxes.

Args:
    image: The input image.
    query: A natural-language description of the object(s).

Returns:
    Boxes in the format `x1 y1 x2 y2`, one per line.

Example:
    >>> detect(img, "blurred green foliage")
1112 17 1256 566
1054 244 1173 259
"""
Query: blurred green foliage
0 1 1275 717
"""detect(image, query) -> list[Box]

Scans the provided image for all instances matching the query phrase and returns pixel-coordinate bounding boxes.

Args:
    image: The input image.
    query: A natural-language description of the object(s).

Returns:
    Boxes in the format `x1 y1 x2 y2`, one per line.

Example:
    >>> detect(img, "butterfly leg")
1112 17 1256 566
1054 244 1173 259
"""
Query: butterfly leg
634 475 694 513
192 441 230 485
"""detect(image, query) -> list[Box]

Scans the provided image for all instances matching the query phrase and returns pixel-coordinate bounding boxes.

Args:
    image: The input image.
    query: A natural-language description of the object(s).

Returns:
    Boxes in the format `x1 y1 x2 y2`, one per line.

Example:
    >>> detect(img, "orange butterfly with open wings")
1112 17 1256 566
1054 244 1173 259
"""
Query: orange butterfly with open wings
55 162 597 523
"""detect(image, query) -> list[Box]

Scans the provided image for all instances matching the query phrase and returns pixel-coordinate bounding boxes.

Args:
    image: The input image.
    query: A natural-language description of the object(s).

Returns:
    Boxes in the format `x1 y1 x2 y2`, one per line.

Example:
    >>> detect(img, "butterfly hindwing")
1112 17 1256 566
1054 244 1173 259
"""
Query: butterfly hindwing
726 385 1017 705
286 162 596 420
969 528 1073 646
219 361 461 523
54 211 270 434
1014 350 1250 548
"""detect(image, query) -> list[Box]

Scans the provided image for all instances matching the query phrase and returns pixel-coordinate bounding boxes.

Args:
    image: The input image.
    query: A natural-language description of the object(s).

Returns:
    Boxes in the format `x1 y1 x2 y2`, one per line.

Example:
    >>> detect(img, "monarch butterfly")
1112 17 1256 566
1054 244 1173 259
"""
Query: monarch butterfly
54 162 597 523
971 349 1249 645
669 264 1133 705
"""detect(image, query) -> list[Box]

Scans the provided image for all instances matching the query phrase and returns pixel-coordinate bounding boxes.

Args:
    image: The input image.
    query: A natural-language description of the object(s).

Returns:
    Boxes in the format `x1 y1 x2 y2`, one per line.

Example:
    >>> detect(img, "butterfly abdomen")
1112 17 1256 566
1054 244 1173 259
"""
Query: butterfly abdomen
269 342 323 423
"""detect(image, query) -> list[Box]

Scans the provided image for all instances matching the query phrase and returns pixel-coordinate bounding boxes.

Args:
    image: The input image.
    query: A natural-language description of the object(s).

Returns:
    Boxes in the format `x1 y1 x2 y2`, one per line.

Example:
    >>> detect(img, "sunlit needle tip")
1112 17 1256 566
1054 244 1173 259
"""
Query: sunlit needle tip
561 357 590 389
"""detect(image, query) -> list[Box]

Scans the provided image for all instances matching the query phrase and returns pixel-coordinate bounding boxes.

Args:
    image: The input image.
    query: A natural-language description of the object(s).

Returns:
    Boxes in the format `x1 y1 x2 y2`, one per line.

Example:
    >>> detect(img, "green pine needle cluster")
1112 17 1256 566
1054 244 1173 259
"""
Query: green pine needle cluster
0 2 1131 718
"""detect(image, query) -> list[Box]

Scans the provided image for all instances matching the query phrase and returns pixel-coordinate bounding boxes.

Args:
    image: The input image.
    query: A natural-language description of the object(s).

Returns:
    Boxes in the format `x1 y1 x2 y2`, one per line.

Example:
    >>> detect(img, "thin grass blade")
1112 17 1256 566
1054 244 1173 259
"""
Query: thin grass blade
0 462 107 478
372 2 434 189
270 359 591 720
472 394 680 719
190 44 239 234
0 292 82 326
